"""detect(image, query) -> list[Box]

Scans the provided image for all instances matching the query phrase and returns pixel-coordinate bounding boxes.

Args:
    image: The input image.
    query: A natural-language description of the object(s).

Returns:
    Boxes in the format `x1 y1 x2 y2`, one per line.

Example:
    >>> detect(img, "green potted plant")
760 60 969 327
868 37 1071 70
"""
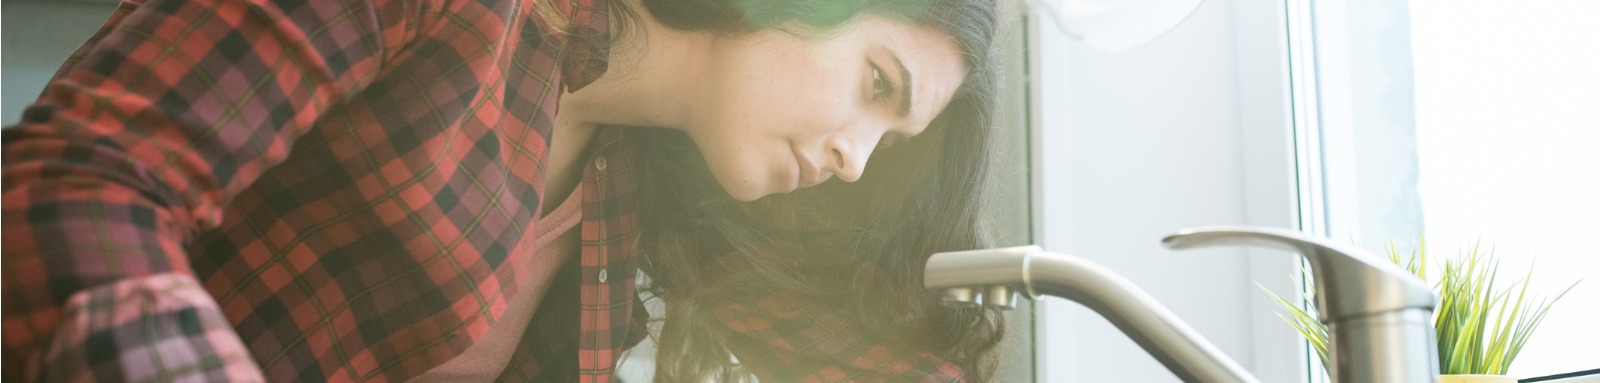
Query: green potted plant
1262 240 1579 383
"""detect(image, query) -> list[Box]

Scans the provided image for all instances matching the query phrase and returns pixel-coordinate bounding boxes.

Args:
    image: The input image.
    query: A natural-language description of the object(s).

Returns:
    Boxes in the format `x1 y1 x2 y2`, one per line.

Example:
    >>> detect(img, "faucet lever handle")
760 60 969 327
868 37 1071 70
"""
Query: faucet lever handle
1161 226 1435 322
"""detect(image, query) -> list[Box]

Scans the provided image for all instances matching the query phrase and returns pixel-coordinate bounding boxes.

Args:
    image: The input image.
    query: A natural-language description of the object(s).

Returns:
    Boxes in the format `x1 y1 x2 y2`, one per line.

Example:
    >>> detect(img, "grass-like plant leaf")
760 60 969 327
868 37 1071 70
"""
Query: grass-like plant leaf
1259 281 1327 368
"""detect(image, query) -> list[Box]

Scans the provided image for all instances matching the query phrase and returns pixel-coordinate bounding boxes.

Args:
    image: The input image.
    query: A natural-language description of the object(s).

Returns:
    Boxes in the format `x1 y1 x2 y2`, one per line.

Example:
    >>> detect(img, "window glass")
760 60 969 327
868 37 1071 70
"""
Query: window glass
1301 0 1599 377
1409 1 1598 377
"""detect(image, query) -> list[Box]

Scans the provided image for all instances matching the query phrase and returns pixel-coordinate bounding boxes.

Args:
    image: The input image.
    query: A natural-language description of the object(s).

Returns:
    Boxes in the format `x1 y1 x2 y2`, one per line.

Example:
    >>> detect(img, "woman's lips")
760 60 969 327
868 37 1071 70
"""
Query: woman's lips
790 148 822 192
787 153 802 192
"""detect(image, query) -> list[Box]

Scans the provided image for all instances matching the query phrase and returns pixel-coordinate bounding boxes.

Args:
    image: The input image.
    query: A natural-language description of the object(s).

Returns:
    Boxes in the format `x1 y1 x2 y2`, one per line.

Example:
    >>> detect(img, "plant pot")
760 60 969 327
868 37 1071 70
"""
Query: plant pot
1440 374 1517 383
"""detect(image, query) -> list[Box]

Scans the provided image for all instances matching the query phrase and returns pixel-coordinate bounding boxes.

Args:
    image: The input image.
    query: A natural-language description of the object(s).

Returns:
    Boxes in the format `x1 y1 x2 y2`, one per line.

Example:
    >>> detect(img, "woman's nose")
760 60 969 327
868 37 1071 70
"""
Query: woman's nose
823 131 874 183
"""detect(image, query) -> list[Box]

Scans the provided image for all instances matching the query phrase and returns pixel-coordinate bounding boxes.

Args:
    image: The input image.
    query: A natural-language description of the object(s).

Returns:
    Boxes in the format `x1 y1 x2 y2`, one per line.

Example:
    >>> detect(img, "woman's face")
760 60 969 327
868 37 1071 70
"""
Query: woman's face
685 15 966 201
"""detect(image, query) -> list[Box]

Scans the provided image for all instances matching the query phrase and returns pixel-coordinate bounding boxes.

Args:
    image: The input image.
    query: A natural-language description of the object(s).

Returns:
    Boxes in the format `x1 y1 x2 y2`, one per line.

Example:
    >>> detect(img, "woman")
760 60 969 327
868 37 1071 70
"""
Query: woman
1 0 1002 381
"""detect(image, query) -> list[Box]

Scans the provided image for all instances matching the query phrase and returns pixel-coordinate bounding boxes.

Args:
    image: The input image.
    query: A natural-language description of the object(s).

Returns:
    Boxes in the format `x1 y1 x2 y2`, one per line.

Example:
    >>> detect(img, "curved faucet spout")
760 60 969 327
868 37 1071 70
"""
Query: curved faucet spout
925 246 1259 383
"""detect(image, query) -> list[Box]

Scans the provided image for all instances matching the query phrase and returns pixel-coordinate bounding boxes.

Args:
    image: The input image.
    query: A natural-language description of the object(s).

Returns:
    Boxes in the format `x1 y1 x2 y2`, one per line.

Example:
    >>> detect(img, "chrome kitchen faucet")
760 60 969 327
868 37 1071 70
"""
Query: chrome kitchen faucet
924 226 1439 383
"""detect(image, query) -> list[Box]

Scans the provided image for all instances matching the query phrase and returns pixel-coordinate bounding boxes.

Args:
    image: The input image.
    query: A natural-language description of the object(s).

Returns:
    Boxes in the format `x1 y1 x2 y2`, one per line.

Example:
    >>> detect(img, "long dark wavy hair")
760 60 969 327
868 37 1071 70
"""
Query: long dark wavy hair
610 0 1003 381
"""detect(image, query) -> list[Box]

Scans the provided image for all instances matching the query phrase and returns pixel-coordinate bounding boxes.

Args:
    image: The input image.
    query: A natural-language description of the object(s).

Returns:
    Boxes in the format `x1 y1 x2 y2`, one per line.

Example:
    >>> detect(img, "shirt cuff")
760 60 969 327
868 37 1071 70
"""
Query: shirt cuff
32 273 265 382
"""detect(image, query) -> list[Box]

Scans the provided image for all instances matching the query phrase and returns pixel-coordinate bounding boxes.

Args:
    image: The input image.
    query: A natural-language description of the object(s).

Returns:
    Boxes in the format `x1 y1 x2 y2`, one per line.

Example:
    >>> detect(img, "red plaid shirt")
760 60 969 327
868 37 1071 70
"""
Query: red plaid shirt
2 0 969 381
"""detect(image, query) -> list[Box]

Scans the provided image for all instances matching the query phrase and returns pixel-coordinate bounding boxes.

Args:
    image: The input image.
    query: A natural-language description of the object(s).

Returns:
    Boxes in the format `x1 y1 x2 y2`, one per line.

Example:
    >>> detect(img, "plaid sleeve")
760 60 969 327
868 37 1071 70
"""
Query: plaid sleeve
35 273 265 382
710 292 968 383
1 0 427 379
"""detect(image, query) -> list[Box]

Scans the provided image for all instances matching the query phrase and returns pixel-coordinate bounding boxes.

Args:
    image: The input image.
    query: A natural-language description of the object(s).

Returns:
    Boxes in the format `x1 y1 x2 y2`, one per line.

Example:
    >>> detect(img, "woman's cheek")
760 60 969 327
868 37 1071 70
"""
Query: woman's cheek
694 126 768 200
719 156 771 201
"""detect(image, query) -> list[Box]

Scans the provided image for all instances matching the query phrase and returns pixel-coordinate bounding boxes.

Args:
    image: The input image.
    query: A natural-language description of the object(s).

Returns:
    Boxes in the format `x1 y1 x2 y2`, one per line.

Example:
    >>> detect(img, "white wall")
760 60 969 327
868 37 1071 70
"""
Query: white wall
1030 0 1306 381
2 1 113 124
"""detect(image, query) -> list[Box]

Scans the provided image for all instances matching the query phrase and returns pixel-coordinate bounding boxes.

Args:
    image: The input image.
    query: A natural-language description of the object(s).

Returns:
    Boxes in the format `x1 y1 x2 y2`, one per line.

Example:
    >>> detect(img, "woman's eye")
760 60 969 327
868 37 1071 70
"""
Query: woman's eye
871 64 893 100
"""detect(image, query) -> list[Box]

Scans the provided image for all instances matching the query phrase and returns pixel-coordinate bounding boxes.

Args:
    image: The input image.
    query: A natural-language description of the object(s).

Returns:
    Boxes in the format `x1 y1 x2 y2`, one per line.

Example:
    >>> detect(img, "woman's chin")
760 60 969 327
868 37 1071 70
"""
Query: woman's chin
723 184 768 202
709 170 779 201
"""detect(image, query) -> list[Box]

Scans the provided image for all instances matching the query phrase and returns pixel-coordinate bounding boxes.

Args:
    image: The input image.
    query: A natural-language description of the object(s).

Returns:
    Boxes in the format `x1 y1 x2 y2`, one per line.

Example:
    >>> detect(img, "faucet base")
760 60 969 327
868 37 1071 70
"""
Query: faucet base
1329 308 1440 383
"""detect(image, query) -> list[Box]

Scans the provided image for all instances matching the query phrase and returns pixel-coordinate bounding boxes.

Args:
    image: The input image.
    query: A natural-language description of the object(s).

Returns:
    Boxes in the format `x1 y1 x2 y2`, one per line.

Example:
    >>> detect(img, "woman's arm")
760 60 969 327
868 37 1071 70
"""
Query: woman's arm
1 0 429 379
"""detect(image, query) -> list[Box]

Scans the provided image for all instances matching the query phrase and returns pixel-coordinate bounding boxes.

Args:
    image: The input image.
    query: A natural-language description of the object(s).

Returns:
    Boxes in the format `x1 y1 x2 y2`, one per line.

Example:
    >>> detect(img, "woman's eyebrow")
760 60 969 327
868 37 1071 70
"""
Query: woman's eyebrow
893 52 912 118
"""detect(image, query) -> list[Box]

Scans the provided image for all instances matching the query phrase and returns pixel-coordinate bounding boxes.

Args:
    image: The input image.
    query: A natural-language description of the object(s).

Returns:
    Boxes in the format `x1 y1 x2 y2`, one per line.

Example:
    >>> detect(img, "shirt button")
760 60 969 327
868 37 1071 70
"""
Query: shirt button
594 157 608 171
598 269 608 283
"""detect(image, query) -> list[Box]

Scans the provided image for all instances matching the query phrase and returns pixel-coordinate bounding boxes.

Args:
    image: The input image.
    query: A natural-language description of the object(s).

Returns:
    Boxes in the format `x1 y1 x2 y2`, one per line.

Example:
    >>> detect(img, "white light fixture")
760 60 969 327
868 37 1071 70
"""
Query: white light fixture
1029 0 1207 51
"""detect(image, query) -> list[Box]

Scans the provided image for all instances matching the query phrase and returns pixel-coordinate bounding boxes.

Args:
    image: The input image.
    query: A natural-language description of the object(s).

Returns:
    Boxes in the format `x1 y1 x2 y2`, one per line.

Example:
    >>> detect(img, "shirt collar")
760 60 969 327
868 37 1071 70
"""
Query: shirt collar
560 0 611 92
